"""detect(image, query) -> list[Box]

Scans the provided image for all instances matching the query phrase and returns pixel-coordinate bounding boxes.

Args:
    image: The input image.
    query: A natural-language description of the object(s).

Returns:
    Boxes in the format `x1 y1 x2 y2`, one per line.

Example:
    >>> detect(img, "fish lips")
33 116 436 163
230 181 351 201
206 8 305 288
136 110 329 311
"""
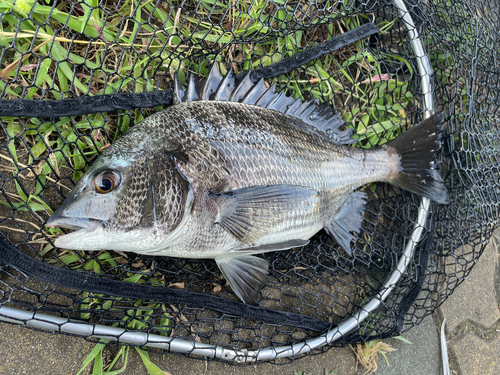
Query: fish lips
46 215 103 249
46 215 101 232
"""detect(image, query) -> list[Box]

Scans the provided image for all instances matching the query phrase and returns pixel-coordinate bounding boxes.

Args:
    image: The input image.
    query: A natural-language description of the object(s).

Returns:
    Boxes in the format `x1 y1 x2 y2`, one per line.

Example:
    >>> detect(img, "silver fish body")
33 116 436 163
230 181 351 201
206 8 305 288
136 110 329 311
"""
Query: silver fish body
47 66 449 304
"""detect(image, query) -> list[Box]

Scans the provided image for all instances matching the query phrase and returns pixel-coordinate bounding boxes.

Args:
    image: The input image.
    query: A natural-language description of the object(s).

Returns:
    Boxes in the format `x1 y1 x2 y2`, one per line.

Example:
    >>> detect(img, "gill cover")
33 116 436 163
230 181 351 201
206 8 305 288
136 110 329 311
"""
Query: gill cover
48 146 193 252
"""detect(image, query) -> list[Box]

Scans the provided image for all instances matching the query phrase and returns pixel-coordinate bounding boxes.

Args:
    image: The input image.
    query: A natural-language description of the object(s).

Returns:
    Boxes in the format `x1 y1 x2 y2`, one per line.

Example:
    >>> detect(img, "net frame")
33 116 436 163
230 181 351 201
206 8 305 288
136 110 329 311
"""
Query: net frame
0 0 437 363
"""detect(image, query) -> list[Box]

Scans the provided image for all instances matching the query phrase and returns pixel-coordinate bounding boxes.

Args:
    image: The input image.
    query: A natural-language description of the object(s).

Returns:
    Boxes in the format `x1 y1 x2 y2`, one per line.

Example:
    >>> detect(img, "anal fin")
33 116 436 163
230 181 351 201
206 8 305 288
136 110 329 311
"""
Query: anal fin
215 255 269 305
325 192 367 255
237 239 309 253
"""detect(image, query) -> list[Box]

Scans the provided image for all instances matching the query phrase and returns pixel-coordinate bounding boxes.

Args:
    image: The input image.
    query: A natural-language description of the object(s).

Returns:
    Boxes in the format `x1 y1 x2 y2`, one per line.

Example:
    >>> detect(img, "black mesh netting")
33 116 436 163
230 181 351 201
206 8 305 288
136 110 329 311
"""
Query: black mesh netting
0 0 498 364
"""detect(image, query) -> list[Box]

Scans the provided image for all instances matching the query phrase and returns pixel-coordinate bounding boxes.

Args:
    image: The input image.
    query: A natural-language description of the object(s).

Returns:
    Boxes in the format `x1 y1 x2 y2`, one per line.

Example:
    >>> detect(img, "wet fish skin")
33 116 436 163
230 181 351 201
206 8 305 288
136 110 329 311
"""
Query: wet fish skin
46 67 448 304
127 100 395 254
61 100 389 256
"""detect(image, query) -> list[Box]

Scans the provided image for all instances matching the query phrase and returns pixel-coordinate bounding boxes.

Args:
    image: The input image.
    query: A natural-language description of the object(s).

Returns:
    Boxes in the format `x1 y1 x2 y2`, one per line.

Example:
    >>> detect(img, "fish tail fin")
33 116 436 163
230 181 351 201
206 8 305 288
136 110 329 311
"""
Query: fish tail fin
387 112 449 204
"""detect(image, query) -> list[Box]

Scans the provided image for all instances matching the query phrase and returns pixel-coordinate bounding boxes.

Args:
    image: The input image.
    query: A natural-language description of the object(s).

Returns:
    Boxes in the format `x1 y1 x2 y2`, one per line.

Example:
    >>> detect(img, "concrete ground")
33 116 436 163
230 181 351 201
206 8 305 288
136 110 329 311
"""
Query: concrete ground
0 229 498 375
435 230 500 375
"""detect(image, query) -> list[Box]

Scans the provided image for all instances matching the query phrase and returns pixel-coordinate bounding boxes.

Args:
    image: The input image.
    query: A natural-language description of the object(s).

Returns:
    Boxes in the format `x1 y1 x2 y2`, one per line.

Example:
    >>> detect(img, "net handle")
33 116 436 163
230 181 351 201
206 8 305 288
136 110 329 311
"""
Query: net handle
0 0 434 363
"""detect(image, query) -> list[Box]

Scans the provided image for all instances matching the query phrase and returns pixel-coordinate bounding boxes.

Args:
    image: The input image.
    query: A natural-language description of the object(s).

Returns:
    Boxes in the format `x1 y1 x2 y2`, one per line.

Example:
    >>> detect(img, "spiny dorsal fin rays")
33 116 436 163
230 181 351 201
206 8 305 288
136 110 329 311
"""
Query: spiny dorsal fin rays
174 64 355 144
173 74 185 105
282 96 306 118
214 69 236 101
267 90 296 112
298 100 321 120
254 83 278 108
200 64 224 100
229 72 254 102
187 74 200 102
241 78 269 105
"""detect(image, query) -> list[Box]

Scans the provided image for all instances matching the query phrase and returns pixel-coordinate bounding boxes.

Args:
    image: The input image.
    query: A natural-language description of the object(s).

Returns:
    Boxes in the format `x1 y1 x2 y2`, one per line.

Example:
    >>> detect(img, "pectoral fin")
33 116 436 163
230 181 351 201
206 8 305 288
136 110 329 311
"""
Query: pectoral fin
325 192 367 255
215 255 269 305
210 185 319 244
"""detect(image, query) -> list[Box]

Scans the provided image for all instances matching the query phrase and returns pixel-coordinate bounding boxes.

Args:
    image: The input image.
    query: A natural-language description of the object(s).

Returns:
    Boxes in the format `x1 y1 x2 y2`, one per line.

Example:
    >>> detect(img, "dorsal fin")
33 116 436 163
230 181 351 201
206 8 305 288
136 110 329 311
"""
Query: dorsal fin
173 74 185 105
229 72 254 102
200 64 223 100
255 83 278 108
214 68 236 101
173 65 354 144
187 74 200 102
242 78 269 105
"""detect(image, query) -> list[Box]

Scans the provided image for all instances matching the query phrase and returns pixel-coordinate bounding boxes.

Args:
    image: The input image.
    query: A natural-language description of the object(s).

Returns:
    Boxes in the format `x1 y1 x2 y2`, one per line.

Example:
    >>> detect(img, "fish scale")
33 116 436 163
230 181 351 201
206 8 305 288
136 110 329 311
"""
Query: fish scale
46 65 449 305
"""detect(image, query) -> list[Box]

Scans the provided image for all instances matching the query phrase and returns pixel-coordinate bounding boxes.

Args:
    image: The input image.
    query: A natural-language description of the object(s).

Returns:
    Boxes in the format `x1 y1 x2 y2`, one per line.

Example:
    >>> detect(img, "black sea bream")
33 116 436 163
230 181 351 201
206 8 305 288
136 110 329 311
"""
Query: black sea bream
46 65 449 304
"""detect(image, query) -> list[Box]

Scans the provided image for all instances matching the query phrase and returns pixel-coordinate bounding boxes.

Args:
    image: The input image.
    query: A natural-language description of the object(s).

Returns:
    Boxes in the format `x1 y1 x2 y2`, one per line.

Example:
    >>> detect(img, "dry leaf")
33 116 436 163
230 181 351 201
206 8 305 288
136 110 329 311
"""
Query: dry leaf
168 282 185 289
213 284 222 293
351 340 397 374
114 250 129 258
360 73 392 84
132 260 144 268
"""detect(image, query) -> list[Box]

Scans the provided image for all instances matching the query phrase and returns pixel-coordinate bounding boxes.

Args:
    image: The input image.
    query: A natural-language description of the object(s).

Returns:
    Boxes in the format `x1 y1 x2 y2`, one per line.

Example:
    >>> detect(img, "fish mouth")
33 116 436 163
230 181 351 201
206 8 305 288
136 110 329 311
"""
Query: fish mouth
46 215 101 232
46 215 103 249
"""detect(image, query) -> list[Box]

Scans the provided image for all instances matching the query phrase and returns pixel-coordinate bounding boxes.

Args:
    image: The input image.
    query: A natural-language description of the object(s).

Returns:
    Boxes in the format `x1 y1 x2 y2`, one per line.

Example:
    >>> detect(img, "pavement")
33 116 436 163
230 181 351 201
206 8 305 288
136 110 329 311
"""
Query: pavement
0 229 498 375
434 229 500 375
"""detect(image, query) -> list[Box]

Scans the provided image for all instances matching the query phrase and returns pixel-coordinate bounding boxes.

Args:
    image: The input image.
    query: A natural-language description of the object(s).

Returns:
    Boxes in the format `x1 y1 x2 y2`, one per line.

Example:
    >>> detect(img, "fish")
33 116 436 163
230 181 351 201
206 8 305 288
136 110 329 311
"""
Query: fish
46 65 449 305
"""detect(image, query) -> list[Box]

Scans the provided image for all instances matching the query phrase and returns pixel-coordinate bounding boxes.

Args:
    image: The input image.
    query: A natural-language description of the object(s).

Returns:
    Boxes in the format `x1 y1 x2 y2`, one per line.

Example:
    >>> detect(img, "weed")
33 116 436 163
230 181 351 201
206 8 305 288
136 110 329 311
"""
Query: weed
77 340 171 375
351 335 411 374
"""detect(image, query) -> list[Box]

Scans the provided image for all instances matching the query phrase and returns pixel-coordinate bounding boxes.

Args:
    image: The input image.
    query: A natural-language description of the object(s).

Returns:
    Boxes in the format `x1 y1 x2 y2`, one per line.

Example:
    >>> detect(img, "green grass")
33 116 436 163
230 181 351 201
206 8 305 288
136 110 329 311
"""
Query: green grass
77 341 167 375
0 0 414 371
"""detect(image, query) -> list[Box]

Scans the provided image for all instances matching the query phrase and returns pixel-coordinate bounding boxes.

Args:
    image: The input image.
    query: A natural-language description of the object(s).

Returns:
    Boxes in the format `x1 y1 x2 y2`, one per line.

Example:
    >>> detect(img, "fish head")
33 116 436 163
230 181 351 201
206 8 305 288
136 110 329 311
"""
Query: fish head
46 133 193 253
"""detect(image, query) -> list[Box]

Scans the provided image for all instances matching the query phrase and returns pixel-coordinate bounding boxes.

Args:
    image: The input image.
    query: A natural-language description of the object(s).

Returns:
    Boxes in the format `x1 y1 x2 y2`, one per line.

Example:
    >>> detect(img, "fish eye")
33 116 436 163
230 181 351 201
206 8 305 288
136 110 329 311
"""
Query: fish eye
94 170 120 194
